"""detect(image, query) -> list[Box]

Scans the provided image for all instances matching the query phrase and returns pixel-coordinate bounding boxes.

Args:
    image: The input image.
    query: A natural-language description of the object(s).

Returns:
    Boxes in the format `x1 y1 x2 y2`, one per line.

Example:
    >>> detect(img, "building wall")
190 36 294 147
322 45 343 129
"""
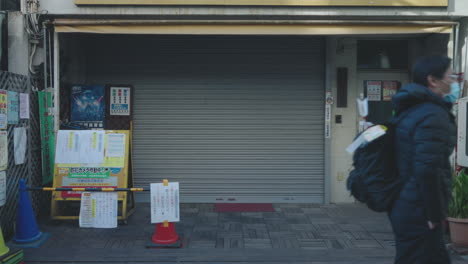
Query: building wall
328 37 358 203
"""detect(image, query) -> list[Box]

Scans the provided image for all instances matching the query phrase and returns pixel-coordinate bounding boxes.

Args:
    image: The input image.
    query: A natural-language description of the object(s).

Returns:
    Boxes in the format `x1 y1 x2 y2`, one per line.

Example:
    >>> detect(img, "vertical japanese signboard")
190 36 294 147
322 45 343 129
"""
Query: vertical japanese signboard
39 91 55 184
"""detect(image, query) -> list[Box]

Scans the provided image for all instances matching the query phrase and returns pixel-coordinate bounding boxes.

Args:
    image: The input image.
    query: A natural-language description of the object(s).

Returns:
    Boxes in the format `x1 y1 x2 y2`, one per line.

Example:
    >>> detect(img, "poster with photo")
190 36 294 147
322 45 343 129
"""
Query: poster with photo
383 81 399 101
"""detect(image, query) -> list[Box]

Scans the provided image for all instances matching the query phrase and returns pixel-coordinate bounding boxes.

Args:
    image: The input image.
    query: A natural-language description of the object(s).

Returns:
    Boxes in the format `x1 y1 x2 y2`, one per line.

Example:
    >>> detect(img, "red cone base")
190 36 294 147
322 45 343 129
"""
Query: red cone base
151 223 179 245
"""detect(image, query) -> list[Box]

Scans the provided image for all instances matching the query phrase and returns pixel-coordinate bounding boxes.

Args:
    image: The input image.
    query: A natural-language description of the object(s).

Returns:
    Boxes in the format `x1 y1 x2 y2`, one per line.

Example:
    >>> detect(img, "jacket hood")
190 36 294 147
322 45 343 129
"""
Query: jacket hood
392 83 452 114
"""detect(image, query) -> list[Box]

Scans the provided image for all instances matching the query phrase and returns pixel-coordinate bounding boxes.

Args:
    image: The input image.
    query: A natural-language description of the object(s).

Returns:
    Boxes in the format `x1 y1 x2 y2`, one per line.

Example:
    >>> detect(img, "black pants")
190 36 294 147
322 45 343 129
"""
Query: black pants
389 199 451 264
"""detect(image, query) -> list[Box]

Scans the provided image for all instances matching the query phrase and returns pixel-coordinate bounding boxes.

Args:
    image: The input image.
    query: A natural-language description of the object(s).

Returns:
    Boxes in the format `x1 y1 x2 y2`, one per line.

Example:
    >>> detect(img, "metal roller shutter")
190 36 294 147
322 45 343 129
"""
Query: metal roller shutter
86 35 325 203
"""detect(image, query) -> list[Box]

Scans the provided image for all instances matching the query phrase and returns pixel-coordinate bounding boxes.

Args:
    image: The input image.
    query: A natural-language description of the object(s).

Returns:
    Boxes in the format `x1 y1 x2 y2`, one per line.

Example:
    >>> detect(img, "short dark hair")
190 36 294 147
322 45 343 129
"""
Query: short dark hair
412 55 452 87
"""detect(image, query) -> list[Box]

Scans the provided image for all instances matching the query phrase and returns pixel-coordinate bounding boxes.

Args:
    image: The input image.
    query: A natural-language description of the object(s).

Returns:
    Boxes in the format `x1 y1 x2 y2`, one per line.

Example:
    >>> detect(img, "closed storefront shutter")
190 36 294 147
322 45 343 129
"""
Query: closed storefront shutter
87 35 325 203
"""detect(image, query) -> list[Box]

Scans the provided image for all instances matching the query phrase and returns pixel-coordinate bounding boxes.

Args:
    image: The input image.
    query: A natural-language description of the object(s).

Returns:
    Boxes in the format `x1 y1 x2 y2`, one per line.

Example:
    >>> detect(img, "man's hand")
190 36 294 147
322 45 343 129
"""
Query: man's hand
428 221 438 230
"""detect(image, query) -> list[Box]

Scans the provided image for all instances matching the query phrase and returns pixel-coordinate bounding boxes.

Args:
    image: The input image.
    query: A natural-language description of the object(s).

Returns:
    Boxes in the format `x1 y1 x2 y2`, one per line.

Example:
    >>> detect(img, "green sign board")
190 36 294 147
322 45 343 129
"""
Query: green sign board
68 167 110 178
39 91 55 185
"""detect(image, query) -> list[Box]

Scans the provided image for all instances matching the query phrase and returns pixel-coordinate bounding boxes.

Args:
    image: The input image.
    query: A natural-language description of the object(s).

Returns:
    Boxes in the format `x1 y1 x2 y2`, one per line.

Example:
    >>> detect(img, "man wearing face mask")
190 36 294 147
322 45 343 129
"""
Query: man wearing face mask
389 55 458 264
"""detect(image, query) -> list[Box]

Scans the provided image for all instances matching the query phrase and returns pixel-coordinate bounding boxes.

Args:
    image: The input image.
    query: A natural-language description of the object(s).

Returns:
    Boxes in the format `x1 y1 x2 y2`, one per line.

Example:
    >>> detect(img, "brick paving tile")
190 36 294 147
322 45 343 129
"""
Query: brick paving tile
243 225 269 239
285 215 311 224
266 223 291 232
218 222 243 232
297 239 329 249
351 239 384 249
244 238 272 249
290 224 319 231
338 224 365 231
325 239 346 249
295 230 320 239
187 239 216 248
216 236 244 248
311 223 342 232
280 207 304 214
269 231 296 238
347 231 375 240
240 216 265 224
271 236 301 248
191 230 217 241
241 212 264 218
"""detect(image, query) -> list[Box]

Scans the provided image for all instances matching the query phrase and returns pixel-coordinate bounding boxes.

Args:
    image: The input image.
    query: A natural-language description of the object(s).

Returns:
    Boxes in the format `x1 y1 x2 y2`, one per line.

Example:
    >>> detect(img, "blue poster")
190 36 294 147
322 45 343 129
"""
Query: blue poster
70 85 105 122
7 91 19 124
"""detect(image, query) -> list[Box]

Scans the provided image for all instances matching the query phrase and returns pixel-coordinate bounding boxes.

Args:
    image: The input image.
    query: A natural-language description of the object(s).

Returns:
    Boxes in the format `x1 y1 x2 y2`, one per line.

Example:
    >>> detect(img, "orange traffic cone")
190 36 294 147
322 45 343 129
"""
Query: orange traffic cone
151 221 179 245
147 221 181 248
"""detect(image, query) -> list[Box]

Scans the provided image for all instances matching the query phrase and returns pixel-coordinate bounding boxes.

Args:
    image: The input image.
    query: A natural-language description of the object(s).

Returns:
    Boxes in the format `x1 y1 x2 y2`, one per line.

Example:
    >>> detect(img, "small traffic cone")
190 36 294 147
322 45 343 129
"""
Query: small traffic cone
12 179 49 248
148 221 181 248
152 221 179 244
0 227 9 257
147 179 182 248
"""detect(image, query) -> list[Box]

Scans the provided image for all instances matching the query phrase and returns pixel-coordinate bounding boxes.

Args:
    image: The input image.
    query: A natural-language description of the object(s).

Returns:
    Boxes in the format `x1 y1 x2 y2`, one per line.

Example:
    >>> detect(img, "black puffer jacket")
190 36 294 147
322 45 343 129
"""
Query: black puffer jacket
392 83 456 223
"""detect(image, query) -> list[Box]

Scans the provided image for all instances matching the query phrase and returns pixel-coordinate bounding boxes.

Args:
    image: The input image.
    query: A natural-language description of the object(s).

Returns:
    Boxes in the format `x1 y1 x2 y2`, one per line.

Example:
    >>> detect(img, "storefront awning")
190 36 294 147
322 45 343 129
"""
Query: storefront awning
53 20 453 35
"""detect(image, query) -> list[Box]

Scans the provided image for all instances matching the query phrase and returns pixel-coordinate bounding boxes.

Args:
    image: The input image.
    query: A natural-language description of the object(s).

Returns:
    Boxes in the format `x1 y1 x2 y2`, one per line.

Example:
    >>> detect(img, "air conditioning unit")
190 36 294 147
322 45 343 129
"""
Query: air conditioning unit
457 97 468 167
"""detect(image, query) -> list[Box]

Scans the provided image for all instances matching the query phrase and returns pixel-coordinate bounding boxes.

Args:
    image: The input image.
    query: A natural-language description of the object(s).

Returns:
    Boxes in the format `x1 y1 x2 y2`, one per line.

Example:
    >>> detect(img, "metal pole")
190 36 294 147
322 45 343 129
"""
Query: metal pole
27 187 150 192
42 23 48 89
454 23 460 72
53 31 59 133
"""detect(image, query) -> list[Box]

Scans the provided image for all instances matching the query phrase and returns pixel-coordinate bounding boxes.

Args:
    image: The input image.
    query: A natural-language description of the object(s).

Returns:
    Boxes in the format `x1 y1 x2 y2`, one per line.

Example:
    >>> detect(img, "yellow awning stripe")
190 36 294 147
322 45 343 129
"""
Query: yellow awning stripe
55 24 452 35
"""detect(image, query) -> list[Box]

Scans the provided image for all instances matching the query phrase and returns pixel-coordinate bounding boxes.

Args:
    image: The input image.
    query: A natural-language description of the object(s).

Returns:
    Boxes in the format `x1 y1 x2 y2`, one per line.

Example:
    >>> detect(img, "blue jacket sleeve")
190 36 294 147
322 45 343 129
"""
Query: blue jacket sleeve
412 112 448 223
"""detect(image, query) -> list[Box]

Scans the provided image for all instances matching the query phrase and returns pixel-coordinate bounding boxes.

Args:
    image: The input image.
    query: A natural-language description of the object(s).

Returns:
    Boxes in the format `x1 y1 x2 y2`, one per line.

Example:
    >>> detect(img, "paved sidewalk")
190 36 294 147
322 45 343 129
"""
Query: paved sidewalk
23 203 467 263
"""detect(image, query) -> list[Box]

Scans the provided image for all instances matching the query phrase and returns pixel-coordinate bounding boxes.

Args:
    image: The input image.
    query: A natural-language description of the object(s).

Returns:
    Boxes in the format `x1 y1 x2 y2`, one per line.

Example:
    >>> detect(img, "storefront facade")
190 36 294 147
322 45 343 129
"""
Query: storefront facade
35 0 468 203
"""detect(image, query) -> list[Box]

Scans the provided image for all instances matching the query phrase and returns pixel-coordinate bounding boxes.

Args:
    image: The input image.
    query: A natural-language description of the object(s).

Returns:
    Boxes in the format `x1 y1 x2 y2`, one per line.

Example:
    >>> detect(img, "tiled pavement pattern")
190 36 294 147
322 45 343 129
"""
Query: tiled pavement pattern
24 203 468 263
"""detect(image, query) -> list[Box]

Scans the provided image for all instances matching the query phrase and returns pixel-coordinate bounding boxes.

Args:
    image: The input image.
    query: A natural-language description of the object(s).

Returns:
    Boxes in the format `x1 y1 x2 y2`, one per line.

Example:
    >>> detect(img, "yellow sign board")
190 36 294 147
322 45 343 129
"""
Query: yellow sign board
51 130 135 222
75 0 448 6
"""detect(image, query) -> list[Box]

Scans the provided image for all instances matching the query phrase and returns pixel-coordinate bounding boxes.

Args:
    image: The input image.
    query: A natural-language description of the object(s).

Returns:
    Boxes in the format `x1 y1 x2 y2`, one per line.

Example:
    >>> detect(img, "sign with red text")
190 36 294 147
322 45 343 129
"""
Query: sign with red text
150 182 180 223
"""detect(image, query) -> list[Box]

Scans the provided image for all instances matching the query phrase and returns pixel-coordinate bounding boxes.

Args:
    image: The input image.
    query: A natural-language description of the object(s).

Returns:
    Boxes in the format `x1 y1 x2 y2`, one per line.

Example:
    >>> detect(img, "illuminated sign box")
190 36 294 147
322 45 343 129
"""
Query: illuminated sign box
74 0 448 7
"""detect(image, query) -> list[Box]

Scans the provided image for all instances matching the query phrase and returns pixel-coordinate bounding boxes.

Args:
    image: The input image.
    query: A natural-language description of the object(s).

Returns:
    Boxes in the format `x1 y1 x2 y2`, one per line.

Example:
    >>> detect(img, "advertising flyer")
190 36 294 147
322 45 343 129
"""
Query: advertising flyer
383 81 399 101
19 93 29 119
0 90 7 129
366 81 382 101
7 91 18 124
110 87 131 116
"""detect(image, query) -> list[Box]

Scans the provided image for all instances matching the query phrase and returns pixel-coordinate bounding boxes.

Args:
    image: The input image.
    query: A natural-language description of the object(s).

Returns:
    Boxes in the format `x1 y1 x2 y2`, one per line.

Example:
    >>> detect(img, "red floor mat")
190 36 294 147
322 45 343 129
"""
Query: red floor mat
214 203 275 212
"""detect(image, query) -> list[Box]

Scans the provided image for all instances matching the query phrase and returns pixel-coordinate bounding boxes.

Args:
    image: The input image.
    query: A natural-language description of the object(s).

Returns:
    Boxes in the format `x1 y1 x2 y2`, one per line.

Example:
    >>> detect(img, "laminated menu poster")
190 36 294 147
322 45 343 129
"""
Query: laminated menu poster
79 192 118 228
